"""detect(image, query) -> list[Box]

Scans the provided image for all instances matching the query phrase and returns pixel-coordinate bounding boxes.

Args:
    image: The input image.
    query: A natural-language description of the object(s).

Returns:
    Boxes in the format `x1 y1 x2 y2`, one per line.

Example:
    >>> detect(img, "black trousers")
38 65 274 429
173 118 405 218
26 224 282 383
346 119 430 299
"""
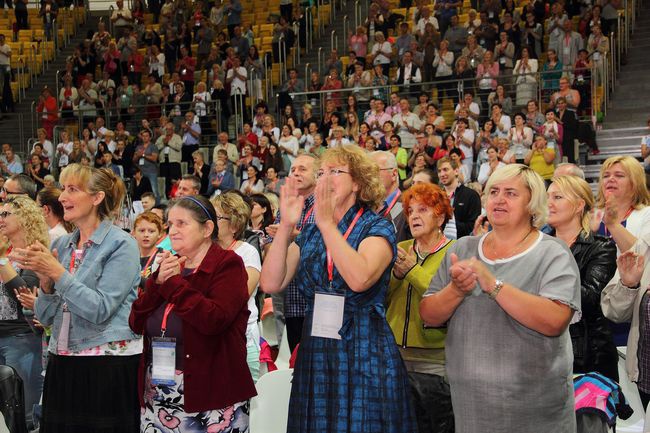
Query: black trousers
408 372 455 433
181 144 199 172
286 316 304 353
159 160 181 196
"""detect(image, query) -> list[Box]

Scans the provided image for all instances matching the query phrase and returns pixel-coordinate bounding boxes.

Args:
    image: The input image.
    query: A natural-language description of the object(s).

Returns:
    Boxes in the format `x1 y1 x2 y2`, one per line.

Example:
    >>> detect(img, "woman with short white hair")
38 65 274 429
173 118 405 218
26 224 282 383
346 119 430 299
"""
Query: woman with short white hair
421 164 581 432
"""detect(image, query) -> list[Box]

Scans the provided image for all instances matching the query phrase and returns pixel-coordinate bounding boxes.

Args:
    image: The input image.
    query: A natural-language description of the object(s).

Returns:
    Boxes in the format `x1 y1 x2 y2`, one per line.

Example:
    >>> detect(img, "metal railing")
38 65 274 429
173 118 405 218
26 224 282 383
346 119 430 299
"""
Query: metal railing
286 65 598 122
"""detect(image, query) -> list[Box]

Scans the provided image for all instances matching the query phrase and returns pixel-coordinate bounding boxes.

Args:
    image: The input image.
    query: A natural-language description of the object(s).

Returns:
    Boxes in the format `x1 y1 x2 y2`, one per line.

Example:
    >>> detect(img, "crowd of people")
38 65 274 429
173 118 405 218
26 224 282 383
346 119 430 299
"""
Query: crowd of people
0 0 641 431
0 142 647 433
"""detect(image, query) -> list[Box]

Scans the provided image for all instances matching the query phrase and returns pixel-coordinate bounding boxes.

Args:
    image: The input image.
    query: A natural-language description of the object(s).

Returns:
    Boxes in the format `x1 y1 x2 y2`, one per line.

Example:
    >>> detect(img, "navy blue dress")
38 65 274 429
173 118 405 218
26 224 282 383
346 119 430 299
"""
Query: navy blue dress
288 205 417 433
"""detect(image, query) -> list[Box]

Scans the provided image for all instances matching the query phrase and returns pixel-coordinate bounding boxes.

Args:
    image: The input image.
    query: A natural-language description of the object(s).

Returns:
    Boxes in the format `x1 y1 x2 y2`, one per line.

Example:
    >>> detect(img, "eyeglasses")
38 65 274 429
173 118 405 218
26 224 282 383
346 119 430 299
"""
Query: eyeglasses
215 215 230 221
0 188 26 196
0 211 13 219
316 168 350 179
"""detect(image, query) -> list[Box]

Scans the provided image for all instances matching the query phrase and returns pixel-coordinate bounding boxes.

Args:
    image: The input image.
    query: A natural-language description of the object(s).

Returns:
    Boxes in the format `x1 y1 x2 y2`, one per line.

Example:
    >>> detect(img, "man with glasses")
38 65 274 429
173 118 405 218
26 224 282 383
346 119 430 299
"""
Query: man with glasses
371 151 409 242
411 132 437 169
0 174 36 202
264 154 317 352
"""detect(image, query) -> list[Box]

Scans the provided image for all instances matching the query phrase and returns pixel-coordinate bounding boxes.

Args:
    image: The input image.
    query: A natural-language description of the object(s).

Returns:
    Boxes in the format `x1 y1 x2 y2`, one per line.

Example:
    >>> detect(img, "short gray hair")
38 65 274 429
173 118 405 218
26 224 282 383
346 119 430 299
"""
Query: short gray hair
554 163 585 180
370 150 397 170
484 164 548 228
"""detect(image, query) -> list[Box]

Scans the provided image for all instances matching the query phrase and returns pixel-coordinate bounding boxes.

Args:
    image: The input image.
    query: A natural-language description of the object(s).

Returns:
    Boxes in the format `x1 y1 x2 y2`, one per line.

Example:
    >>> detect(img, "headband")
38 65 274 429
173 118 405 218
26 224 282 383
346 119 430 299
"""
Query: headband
181 196 212 219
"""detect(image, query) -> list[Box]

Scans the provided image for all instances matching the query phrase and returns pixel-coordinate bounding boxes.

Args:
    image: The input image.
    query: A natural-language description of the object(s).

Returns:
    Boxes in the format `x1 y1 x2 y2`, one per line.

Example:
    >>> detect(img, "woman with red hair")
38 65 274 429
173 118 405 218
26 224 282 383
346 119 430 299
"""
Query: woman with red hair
386 183 455 433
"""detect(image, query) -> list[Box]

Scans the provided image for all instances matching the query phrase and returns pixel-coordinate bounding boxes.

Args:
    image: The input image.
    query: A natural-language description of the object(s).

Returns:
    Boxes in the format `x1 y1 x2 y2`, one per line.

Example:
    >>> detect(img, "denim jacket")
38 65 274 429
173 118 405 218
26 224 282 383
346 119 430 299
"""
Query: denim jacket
35 220 142 353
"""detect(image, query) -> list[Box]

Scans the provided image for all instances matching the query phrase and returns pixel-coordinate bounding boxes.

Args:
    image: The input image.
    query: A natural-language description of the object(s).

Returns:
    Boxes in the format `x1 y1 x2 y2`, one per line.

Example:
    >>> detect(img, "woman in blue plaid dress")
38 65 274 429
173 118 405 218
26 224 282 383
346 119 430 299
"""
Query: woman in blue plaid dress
261 145 416 433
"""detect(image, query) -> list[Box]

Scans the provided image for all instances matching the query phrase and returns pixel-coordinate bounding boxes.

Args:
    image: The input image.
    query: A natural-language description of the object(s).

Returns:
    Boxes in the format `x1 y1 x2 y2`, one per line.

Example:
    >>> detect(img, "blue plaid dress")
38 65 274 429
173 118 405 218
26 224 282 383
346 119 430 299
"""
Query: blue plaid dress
288 204 417 433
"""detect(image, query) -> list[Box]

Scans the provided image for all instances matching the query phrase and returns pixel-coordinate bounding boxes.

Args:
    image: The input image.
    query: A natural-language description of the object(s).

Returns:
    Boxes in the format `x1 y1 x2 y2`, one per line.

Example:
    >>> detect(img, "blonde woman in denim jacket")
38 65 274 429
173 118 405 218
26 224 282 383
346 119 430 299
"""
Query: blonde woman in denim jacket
14 164 141 433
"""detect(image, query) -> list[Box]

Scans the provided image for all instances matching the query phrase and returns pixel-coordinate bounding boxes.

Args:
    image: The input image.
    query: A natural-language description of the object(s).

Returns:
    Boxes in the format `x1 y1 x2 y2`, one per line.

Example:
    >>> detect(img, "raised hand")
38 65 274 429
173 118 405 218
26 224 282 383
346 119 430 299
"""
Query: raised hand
603 192 619 226
617 250 645 288
393 245 416 279
155 250 187 284
279 176 305 229
314 175 336 230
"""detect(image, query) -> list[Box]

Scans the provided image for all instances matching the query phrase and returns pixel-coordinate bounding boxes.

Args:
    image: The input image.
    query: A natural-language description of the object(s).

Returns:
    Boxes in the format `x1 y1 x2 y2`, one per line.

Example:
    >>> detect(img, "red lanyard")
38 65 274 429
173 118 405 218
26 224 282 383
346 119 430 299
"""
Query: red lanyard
160 303 174 337
141 251 158 277
68 249 84 273
300 206 314 231
226 239 238 250
383 190 401 217
423 236 448 254
326 208 364 285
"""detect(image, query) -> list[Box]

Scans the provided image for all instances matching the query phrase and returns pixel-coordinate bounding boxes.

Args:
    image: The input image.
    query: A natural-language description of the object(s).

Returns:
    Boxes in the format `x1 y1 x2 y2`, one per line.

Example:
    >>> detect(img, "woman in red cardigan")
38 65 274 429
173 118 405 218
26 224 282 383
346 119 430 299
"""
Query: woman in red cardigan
36 87 58 139
129 195 256 433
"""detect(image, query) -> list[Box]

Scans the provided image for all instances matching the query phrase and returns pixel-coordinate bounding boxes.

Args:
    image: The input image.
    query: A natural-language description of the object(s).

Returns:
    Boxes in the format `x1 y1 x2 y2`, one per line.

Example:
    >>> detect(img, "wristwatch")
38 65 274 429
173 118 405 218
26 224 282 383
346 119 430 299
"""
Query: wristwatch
488 279 504 300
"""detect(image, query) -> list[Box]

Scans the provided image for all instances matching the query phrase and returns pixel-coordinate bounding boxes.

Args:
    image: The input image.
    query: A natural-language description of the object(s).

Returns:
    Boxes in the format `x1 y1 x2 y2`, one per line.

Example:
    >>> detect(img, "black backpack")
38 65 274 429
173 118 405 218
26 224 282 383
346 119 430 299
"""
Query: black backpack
0 365 27 433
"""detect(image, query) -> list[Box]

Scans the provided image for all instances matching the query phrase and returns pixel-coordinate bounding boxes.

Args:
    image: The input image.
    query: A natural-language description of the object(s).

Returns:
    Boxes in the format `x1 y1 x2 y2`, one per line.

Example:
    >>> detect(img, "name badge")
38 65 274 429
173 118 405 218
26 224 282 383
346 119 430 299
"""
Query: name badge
311 293 345 340
151 337 176 385
563 45 571 55
499 57 506 64
139 157 145 166
164 146 170 154
57 309 71 352
593 52 601 61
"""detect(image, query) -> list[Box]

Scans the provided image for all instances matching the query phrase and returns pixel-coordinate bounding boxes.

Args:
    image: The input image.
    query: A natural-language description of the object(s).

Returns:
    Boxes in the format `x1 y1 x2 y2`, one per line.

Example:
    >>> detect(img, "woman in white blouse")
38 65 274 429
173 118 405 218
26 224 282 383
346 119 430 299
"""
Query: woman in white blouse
513 47 538 106
477 145 505 186
508 112 534 162
147 45 165 79
369 31 392 76
240 166 265 196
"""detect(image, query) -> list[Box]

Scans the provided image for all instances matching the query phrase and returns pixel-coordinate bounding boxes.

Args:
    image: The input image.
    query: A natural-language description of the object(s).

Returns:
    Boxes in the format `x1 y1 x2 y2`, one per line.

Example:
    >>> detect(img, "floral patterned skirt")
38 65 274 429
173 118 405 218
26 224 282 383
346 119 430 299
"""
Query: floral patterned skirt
142 366 249 433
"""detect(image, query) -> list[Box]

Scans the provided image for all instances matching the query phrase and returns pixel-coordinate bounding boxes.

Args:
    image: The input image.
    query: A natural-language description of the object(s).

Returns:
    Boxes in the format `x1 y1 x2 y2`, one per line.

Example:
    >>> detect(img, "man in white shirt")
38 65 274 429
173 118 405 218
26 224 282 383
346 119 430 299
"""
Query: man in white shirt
0 35 11 96
415 7 439 38
213 132 239 166
395 51 422 86
226 56 247 120
392 98 422 149
110 0 133 39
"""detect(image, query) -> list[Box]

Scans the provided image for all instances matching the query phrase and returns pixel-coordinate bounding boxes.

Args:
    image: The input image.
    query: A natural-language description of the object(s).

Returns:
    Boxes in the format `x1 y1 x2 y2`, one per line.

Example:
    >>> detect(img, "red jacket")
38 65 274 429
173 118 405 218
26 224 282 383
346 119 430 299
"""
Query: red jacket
129 242 256 412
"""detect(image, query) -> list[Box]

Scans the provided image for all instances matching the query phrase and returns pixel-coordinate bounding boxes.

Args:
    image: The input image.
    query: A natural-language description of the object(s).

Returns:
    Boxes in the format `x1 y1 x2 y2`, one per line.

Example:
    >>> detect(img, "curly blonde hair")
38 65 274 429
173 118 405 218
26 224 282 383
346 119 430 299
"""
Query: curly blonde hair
319 145 385 210
210 192 252 240
4 196 50 248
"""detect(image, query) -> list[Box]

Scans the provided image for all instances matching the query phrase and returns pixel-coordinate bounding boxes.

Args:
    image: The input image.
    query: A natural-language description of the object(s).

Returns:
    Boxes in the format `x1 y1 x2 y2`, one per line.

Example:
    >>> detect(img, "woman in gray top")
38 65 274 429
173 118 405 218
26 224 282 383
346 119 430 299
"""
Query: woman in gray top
421 164 581 433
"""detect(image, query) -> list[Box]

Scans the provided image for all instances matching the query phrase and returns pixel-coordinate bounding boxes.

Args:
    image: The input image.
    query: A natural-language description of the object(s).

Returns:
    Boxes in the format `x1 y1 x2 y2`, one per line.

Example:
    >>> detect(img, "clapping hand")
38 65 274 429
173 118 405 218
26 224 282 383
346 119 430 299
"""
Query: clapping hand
603 192 619 227
10 242 64 284
155 250 187 284
278 176 306 229
314 175 336 230
618 250 645 288
14 286 37 310
472 215 490 236
449 253 477 296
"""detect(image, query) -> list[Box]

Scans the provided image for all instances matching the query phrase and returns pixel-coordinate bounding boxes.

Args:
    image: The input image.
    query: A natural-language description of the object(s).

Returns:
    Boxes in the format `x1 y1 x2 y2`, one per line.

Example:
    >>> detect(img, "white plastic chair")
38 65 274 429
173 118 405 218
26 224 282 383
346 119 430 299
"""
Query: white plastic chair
260 313 279 348
274 326 291 370
249 368 294 433
616 347 645 433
